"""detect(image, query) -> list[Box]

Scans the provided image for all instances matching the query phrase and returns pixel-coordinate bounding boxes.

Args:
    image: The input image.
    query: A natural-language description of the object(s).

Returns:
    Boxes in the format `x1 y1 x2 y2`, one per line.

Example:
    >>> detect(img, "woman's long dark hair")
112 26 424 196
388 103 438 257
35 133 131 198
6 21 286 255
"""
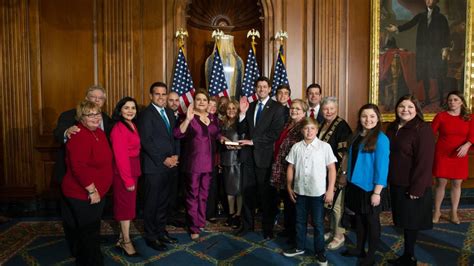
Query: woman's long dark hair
387 94 424 132
350 103 382 152
446 90 471 121
112 96 139 132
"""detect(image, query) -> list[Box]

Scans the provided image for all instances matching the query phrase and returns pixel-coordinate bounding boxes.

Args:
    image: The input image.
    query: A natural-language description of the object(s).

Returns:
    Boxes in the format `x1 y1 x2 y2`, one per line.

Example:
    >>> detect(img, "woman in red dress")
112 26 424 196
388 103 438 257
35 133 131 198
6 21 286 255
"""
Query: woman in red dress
432 91 474 224
110 97 141 256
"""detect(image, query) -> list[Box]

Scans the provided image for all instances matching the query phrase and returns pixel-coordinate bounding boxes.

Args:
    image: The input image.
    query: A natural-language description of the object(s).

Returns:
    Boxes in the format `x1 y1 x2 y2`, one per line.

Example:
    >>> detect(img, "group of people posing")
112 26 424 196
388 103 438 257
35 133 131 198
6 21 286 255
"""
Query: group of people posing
54 77 473 266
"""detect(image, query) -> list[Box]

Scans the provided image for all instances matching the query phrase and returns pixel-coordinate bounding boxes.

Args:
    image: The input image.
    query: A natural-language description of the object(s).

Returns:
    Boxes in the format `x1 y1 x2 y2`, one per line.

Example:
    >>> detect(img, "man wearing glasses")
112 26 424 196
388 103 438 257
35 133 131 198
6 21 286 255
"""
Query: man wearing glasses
53 85 113 183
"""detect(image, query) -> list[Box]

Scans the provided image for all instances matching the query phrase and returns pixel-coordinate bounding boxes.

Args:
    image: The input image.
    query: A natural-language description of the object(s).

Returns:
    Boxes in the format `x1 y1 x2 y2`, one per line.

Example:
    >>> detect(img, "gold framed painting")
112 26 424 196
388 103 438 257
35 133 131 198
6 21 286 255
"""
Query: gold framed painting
369 0 473 121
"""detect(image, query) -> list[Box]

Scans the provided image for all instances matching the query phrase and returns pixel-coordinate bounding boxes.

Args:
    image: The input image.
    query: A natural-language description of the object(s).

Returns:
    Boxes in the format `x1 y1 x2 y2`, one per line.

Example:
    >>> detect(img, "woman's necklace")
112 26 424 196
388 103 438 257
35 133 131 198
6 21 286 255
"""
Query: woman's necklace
91 131 99 142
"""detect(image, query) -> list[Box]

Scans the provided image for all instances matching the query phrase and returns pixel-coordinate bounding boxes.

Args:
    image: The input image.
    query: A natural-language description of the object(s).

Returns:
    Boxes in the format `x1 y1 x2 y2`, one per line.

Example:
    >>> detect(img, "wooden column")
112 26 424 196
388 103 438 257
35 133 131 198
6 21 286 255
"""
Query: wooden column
100 0 142 113
0 0 36 196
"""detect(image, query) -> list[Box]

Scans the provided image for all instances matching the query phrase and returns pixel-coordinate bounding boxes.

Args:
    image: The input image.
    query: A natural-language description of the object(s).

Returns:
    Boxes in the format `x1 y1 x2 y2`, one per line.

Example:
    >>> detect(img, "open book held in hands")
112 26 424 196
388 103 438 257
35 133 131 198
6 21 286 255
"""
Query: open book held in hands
224 141 240 146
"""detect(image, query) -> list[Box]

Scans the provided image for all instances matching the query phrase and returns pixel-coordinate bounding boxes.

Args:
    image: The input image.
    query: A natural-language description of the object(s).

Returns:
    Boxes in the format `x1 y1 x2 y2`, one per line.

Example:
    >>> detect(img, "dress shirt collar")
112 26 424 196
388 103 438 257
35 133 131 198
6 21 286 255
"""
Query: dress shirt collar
302 137 322 148
257 96 270 107
151 103 166 113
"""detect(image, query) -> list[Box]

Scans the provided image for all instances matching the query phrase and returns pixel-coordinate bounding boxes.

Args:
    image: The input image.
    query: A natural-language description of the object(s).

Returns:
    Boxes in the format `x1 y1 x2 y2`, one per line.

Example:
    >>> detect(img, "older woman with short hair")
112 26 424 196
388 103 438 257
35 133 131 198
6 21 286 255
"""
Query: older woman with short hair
174 89 226 241
61 100 113 265
271 99 308 244
318 96 352 250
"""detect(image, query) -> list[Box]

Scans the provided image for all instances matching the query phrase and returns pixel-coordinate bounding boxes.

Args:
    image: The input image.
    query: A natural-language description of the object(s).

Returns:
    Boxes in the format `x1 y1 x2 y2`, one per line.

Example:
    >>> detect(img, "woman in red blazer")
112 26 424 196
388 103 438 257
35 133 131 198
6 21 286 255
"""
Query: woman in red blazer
110 97 141 256
61 100 113 266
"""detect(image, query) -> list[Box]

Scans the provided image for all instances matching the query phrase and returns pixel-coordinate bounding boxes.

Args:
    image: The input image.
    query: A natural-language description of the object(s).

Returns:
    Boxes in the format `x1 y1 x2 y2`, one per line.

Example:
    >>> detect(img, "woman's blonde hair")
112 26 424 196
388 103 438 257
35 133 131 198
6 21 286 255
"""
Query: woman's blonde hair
75 100 101 121
222 99 240 128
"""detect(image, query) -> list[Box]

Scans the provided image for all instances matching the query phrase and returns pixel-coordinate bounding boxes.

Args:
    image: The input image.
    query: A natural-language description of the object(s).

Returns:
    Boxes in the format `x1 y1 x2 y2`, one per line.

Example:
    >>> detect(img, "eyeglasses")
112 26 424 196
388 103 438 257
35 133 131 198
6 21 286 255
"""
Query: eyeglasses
83 112 102 118
88 96 106 101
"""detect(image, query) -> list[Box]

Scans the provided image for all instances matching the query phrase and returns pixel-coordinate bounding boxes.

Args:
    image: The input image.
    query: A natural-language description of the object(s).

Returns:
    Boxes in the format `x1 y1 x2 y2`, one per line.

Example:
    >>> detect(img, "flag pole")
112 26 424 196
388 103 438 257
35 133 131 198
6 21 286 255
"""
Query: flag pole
275 30 288 64
247 28 260 55
175 28 188 55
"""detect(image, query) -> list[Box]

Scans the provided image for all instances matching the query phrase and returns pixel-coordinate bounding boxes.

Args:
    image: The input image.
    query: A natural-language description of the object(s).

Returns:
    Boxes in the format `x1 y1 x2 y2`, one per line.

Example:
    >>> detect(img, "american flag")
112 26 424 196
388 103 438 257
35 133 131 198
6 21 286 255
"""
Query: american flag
208 47 229 97
241 48 260 103
171 47 195 114
271 45 290 97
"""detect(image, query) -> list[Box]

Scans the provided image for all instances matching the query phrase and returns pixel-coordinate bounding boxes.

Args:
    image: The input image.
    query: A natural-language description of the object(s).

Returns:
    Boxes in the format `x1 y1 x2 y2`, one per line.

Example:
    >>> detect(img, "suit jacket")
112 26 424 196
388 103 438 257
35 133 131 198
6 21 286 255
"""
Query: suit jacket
138 104 179 174
397 5 450 80
53 108 112 183
238 99 285 168
306 106 324 124
173 113 221 173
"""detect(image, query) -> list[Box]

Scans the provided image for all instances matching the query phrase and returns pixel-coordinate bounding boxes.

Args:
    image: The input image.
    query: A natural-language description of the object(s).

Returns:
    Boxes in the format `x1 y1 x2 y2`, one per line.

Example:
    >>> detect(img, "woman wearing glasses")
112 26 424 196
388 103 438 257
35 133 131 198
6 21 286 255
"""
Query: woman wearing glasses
61 100 113 265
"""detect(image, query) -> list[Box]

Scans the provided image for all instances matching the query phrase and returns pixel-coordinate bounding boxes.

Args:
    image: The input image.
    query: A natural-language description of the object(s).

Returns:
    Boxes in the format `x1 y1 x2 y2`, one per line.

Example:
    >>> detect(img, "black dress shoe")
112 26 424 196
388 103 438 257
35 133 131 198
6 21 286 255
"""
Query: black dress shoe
159 234 178 244
167 220 186 228
387 255 417 266
145 240 168 251
357 257 374 266
263 231 274 240
277 230 289 238
341 248 366 258
233 227 249 237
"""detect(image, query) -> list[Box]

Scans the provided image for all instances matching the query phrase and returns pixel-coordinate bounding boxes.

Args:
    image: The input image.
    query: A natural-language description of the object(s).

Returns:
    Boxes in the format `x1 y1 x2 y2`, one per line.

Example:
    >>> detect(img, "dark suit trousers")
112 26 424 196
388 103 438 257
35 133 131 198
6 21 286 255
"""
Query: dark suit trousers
167 169 182 222
144 171 172 241
61 196 105 266
241 160 278 233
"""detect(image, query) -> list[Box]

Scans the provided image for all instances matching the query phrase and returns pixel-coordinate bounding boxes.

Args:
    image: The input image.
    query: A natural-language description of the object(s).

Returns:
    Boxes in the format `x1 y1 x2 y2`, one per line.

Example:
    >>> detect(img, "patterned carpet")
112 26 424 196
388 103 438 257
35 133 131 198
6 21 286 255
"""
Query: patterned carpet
0 209 473 265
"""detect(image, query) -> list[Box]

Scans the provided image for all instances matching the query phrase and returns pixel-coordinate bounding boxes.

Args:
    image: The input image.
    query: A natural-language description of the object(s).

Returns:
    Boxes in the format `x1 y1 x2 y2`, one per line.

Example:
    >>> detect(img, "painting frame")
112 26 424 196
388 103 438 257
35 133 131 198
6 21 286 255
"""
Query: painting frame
369 0 473 122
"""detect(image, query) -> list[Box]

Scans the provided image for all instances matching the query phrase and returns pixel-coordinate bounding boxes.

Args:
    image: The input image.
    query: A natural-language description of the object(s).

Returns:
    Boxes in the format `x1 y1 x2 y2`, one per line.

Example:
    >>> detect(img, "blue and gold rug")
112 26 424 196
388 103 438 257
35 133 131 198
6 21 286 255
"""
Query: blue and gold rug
1 209 473 265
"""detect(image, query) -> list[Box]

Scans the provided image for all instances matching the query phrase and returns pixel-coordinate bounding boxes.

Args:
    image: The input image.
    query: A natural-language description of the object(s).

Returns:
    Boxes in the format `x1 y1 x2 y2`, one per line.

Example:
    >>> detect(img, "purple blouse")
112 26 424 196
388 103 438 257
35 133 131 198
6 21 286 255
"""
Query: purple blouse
174 114 221 173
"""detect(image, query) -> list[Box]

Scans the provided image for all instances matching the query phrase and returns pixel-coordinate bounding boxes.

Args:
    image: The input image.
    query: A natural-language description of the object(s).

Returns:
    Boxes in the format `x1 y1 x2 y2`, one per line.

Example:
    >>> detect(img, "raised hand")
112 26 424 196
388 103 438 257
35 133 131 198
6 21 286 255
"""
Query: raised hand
239 96 249 114
186 104 194 122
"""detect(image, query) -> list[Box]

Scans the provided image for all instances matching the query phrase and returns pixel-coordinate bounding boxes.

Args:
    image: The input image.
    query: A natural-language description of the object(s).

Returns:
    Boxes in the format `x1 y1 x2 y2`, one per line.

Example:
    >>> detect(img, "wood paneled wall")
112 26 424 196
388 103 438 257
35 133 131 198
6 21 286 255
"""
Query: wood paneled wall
1 0 35 196
0 0 170 198
4 0 471 198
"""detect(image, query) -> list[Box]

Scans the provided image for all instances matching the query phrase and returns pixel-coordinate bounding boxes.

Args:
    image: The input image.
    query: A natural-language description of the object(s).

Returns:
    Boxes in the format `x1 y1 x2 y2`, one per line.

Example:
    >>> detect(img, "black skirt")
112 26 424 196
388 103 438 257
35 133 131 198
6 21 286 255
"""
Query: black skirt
390 185 433 230
345 182 390 214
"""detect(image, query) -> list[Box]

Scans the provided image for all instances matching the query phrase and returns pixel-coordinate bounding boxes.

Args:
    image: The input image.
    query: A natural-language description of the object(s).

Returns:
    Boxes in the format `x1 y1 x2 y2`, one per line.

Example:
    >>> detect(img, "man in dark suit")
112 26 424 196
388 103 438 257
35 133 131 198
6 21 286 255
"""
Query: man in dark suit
138 82 179 251
306 83 324 124
236 76 286 239
165 90 186 228
275 84 291 124
53 85 113 183
386 0 450 106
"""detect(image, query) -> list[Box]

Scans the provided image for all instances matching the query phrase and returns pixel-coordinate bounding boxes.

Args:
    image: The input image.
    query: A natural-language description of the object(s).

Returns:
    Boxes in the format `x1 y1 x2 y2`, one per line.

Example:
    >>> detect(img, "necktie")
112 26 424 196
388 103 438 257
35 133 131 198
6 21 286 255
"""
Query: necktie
256 102 263 124
160 109 171 134
427 10 432 26
310 108 315 118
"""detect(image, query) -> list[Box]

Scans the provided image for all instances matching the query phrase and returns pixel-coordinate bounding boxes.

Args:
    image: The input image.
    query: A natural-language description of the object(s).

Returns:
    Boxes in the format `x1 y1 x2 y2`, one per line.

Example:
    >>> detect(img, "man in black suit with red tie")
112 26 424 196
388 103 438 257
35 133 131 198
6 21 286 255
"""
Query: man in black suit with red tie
306 83 324 124
236 76 286 239
138 82 179 251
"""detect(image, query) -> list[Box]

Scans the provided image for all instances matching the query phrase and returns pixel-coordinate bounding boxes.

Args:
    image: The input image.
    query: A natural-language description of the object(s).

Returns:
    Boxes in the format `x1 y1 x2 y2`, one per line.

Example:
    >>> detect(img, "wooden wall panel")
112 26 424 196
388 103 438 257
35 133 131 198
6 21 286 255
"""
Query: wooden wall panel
0 0 35 188
314 0 346 101
38 0 95 137
346 0 370 126
101 0 142 114
142 0 165 102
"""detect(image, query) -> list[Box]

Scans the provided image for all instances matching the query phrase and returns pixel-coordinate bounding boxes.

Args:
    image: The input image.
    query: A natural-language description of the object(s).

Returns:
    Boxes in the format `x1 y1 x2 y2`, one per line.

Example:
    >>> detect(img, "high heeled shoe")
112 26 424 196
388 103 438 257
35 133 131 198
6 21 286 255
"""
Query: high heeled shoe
190 233 200 242
450 212 461 224
116 240 140 257
432 211 441 223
